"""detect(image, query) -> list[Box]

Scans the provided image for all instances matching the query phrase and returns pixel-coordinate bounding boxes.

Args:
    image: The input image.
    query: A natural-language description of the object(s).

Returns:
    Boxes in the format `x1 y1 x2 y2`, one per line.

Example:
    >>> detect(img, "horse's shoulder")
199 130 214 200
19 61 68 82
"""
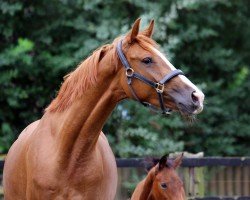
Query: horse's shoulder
18 120 40 139
99 131 108 141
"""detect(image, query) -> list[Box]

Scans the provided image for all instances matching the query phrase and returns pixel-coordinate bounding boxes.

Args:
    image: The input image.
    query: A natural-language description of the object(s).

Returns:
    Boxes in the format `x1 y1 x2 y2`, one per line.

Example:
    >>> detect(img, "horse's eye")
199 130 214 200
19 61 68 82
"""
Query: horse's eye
142 57 153 64
160 183 167 189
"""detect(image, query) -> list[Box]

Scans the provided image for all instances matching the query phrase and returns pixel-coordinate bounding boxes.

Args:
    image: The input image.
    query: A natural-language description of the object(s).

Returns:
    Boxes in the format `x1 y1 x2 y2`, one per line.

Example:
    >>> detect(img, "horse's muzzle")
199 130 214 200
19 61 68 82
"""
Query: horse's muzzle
170 88 204 115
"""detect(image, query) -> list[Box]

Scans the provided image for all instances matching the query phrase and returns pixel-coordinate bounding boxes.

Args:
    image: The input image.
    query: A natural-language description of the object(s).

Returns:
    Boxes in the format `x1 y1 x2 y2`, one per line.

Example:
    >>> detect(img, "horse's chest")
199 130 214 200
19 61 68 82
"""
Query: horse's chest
32 135 117 200
70 137 118 199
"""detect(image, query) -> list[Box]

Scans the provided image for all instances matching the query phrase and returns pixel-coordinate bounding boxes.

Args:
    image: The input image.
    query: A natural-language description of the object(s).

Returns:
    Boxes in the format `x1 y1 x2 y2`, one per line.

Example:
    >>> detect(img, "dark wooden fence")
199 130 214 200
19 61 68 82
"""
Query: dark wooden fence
116 157 250 200
0 157 250 200
116 157 250 168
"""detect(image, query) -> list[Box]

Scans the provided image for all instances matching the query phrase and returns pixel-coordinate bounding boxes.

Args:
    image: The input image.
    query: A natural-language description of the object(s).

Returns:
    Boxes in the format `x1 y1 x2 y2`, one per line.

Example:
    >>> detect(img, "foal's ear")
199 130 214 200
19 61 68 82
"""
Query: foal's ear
141 19 154 38
126 18 141 44
143 157 159 173
173 153 184 169
158 154 167 171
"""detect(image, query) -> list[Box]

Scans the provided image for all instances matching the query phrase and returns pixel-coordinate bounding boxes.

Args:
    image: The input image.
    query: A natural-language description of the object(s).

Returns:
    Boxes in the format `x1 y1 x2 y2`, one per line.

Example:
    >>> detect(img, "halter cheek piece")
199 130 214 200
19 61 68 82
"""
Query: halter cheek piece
116 40 184 115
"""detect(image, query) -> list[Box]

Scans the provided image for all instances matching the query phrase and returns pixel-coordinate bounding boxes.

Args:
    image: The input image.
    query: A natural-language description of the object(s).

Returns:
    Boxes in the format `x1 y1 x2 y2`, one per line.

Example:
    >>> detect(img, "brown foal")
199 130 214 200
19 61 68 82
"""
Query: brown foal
131 154 186 200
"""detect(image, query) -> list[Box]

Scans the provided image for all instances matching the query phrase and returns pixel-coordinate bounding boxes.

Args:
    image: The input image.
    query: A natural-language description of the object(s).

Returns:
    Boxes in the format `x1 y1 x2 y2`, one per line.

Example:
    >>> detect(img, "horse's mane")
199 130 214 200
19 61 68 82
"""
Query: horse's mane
46 35 157 113
45 43 117 112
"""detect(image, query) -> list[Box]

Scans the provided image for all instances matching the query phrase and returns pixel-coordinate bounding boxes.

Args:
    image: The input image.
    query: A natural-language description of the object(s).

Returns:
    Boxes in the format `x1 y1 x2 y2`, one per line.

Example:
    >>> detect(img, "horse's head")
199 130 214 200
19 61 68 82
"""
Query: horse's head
117 18 204 116
150 154 186 200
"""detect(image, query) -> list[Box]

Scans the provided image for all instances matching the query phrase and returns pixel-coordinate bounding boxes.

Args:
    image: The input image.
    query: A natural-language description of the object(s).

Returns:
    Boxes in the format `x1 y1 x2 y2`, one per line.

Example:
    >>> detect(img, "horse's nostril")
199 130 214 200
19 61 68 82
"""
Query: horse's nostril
191 92 199 103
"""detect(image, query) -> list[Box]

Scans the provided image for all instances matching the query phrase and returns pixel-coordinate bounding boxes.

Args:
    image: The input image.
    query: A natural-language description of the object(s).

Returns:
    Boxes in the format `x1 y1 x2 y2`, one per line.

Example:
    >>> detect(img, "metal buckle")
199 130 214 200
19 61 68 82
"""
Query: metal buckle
126 68 134 77
155 83 164 93
162 110 171 115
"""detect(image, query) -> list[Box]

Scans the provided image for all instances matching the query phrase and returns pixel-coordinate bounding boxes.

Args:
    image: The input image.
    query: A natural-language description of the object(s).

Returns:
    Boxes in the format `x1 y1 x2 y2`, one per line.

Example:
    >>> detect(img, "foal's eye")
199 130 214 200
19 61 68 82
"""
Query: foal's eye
160 183 167 189
141 57 153 64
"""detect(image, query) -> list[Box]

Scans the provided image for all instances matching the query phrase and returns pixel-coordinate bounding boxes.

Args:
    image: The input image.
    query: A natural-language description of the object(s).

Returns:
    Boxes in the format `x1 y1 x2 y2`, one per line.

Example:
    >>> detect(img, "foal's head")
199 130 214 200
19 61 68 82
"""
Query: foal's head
146 154 186 200
117 19 204 117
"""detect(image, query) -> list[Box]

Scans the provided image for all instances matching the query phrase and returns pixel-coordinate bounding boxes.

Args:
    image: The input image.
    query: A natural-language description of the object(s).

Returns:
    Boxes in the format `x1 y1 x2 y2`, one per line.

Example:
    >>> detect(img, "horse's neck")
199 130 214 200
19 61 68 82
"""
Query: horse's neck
139 169 155 200
48 57 124 171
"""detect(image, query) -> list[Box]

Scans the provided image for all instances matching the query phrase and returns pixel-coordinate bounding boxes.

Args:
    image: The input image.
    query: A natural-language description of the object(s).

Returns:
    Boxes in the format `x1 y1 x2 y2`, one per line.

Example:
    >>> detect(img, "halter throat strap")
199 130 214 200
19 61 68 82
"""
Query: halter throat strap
116 40 184 115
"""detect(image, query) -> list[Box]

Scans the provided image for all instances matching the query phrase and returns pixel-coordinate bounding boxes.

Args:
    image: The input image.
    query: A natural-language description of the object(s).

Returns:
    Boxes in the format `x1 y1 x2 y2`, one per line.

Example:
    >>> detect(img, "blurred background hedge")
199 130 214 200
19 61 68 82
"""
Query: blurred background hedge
0 0 249 156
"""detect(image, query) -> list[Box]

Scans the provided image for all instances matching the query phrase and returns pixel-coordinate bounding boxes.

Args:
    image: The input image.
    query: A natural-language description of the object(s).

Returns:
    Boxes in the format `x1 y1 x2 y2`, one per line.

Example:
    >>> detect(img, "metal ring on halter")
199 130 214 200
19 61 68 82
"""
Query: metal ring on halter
155 83 164 93
126 68 134 77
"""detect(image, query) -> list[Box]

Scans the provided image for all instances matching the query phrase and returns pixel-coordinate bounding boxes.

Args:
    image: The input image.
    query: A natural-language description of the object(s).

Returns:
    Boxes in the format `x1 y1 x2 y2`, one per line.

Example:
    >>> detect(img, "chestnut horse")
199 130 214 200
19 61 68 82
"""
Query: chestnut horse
3 19 204 199
131 154 185 200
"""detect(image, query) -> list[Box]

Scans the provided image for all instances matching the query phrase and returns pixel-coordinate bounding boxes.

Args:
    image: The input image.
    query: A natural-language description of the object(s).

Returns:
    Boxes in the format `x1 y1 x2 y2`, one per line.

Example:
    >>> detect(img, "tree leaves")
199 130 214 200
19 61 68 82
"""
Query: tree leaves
0 0 249 156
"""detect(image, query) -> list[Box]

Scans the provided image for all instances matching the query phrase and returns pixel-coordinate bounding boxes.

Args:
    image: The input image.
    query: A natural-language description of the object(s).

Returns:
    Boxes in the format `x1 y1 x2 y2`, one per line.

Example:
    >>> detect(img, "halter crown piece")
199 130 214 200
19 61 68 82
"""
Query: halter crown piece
116 40 184 115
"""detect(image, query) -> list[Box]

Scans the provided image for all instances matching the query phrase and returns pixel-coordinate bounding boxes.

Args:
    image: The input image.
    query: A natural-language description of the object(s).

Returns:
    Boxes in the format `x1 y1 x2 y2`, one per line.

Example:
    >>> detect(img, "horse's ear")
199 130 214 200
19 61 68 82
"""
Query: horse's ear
158 154 167 171
143 158 159 173
141 19 154 38
173 153 184 169
125 18 141 44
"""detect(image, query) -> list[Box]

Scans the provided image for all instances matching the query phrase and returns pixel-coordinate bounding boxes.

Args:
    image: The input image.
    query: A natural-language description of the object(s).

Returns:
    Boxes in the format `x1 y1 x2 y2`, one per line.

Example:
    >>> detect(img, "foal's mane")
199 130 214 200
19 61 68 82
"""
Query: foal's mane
46 35 157 112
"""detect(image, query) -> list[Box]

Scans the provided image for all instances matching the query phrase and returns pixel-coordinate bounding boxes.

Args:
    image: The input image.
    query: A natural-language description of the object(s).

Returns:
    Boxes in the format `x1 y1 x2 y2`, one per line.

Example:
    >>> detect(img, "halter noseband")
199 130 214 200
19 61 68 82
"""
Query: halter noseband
116 40 184 115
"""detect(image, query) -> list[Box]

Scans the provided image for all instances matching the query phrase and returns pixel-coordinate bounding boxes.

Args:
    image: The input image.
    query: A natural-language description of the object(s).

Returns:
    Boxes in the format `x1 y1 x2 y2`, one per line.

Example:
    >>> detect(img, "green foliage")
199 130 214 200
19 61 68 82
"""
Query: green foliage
0 0 249 156
160 0 250 156
104 102 185 157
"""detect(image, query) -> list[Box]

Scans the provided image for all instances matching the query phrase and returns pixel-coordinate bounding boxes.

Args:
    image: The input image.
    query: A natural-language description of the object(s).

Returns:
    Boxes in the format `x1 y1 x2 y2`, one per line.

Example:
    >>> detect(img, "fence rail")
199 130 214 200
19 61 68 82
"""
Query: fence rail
0 158 249 199
116 157 250 168
115 157 250 200
0 157 249 170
